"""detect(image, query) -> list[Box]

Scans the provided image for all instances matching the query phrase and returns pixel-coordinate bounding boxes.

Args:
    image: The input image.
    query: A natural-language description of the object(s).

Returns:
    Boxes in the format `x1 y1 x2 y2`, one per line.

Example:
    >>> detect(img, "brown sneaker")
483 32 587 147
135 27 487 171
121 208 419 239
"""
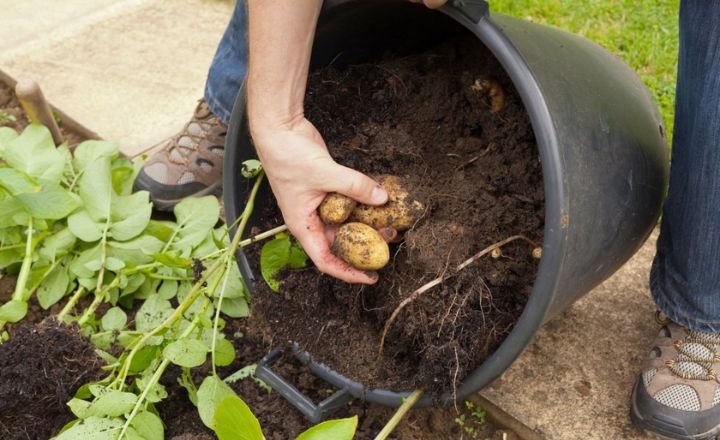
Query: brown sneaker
134 99 227 210
631 313 720 439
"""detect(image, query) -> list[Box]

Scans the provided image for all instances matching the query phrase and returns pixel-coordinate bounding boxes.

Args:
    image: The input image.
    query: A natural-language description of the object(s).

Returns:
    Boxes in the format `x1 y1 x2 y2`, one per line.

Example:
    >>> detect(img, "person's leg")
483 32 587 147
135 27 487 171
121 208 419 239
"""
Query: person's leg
204 0 248 125
134 0 247 210
632 1 720 438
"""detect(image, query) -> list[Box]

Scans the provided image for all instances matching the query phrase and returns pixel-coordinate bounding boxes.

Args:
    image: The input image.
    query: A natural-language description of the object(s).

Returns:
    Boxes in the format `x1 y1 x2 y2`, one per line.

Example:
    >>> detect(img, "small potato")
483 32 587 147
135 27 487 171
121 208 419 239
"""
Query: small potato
319 193 357 224
332 222 390 271
350 175 424 231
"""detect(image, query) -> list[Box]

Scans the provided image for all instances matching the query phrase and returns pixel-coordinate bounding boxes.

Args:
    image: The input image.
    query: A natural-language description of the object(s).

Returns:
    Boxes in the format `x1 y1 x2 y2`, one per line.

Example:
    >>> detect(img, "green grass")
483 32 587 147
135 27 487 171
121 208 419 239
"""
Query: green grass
490 0 679 144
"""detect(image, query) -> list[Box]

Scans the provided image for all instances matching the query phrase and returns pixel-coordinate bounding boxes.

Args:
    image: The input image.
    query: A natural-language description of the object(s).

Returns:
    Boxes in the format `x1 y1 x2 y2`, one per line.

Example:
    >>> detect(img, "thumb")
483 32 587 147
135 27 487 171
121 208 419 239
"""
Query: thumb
326 164 388 206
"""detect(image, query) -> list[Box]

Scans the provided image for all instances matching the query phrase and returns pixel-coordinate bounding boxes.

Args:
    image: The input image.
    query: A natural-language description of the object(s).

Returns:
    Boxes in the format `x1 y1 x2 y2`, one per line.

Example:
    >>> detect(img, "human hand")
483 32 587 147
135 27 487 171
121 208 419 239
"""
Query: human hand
409 0 449 9
251 117 389 284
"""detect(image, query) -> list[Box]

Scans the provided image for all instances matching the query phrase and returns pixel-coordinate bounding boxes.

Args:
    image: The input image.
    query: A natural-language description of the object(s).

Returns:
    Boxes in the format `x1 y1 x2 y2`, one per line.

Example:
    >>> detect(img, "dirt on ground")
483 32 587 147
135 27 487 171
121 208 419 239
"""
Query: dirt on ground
0 319 104 440
0 80 85 146
247 35 544 396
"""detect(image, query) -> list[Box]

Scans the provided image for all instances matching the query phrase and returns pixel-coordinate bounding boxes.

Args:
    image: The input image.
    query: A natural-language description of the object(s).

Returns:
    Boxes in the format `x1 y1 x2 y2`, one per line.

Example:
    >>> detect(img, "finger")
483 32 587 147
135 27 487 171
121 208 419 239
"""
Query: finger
324 224 338 244
423 0 448 8
295 213 378 284
324 165 388 206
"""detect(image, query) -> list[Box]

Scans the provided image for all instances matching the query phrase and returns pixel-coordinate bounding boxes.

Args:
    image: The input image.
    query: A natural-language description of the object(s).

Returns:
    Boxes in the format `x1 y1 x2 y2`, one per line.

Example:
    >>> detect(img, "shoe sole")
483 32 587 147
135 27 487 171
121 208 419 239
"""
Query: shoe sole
149 180 223 212
631 380 720 440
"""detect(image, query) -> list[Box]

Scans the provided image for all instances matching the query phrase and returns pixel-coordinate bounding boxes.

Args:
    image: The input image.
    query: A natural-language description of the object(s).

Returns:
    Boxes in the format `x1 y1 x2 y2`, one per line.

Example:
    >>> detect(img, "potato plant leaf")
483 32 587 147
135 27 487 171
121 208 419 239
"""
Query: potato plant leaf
2 123 64 184
129 410 164 440
37 264 70 309
172 197 220 251
260 233 308 291
213 395 265 440
101 307 127 331
86 390 138 417
0 300 28 322
53 416 124 439
296 416 358 440
197 375 236 429
163 338 208 368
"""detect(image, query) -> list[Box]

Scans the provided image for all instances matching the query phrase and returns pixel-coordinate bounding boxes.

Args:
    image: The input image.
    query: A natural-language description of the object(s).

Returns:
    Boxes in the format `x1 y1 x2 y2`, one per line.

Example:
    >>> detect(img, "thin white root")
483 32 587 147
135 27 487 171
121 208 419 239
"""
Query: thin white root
378 234 535 355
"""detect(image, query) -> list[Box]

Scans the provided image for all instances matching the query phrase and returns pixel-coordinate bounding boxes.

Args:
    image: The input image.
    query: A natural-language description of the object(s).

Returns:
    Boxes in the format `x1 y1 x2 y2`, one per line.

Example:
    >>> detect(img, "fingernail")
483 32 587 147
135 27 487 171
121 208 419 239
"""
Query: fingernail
371 185 388 205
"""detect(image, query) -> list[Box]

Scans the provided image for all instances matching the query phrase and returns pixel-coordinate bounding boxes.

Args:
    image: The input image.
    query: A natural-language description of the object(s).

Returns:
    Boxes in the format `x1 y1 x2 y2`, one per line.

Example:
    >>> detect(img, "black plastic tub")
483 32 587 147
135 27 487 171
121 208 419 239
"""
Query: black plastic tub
223 0 668 421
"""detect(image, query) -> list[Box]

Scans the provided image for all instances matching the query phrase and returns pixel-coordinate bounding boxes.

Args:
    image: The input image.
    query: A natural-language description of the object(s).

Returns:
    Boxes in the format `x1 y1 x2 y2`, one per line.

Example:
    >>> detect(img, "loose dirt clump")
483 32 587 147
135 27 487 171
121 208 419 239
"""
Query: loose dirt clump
248 35 544 395
0 319 104 439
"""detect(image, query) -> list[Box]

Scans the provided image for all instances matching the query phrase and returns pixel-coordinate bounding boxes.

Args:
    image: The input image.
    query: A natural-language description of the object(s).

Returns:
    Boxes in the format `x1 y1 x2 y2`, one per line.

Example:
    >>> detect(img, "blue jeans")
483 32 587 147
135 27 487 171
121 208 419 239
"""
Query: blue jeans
205 1 720 332
650 0 720 333
204 0 247 125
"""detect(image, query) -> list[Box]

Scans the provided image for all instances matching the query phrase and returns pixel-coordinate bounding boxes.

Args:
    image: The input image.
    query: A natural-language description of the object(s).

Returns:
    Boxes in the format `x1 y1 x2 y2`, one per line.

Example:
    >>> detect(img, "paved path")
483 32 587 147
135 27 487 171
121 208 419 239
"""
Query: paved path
2 3 662 438
0 0 233 156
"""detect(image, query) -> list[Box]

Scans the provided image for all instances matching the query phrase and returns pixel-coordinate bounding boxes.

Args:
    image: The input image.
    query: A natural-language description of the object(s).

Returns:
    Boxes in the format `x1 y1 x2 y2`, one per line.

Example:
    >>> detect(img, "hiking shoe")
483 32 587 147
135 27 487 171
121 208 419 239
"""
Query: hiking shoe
631 313 720 439
134 100 226 210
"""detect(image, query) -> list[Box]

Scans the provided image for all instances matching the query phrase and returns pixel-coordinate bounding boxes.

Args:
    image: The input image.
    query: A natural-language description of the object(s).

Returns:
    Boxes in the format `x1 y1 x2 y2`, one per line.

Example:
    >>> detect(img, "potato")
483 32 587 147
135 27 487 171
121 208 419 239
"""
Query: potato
350 175 424 231
319 192 357 224
332 222 390 271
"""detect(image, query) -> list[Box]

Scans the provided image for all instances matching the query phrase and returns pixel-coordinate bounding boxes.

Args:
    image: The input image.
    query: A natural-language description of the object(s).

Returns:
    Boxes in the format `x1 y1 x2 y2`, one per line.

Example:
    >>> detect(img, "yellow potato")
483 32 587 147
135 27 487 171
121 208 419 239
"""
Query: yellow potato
350 175 424 231
318 193 357 224
332 222 390 271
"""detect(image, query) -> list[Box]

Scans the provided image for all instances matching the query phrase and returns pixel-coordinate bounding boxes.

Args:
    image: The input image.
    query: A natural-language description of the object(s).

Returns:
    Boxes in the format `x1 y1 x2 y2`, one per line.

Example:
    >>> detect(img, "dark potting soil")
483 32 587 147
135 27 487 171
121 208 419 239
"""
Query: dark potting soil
247 35 544 394
0 319 104 440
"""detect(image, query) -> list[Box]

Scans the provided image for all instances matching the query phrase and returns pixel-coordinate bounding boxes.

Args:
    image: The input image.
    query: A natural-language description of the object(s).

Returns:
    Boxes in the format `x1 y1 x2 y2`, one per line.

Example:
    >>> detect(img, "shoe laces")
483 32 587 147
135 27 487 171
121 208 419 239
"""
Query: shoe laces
166 104 219 165
666 329 720 382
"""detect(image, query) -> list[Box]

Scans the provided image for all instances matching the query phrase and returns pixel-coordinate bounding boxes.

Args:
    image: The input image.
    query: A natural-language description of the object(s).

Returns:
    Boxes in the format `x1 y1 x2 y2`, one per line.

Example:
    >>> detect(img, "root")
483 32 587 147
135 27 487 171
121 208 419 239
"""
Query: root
378 234 535 355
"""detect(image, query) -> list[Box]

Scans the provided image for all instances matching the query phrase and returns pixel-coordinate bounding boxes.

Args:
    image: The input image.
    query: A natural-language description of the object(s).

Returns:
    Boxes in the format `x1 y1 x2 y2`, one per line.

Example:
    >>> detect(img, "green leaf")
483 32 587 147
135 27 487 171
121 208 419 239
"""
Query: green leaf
0 197 28 228
151 252 191 268
240 159 263 178
163 338 208 368
219 296 249 318
129 410 164 440
172 197 220 251
129 346 161 373
213 263 246 299
288 240 309 269
157 280 178 300
101 307 127 331
212 337 236 367
135 295 173 332
68 210 104 242
135 373 168 404
197 375 236 429
260 235 291 292
296 416 358 440
0 126 18 152
111 157 141 196
39 227 76 260
109 191 152 241
2 123 64 184
107 235 164 267
143 220 175 242
72 139 119 173
79 156 113 221
16 183 80 219
86 390 138 417
67 397 92 419
53 416 123 439
213 395 265 440
0 167 40 195
37 264 70 309
70 244 101 278
0 300 27 322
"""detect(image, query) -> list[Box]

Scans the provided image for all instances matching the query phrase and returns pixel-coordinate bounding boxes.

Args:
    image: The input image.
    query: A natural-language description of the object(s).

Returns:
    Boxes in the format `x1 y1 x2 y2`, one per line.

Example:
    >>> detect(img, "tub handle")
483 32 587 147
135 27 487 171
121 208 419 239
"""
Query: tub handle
255 348 354 424
447 0 489 23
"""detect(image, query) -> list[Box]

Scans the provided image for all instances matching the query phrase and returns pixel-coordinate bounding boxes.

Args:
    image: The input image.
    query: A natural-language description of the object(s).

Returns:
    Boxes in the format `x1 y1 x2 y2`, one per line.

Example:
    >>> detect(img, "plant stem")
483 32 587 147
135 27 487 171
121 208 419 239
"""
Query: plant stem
57 286 85 320
118 298 210 438
77 291 105 326
238 224 288 247
12 217 34 302
373 390 423 440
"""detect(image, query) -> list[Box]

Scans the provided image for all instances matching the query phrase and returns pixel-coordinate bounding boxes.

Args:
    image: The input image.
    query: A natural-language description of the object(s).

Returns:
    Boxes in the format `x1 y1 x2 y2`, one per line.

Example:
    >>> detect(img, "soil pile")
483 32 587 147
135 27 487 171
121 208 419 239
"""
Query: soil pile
0 319 104 440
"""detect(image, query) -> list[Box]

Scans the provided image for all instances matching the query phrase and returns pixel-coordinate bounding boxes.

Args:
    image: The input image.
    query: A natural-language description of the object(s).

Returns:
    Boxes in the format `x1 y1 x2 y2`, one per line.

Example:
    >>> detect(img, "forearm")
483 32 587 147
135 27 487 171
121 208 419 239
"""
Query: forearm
247 0 323 135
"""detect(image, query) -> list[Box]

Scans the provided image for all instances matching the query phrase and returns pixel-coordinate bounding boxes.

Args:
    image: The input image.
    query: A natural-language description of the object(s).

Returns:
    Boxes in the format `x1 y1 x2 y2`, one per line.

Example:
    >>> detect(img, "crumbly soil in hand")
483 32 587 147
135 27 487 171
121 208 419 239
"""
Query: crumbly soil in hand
0 319 104 440
247 35 544 394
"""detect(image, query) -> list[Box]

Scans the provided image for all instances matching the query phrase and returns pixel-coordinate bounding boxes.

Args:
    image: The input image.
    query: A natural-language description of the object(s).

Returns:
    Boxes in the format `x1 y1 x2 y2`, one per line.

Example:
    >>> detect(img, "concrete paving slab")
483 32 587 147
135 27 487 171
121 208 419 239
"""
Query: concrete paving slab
0 0 122 53
0 0 233 156
480 229 661 439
